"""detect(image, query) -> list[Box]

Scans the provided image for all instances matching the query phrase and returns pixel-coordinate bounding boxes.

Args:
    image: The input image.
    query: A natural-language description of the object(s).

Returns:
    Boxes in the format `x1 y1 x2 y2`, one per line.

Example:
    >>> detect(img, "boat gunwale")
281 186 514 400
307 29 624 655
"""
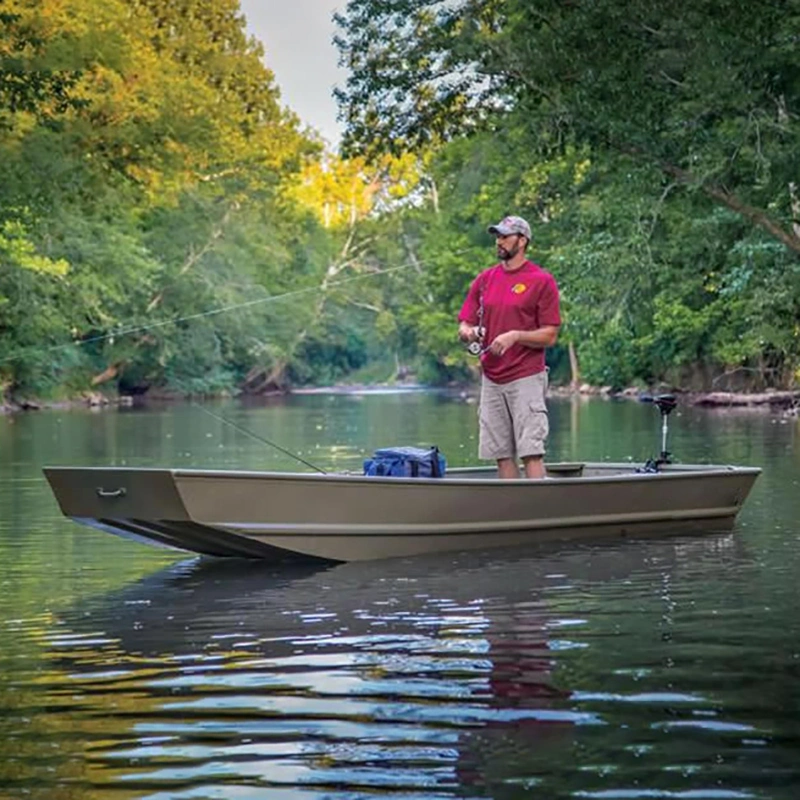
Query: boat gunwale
43 462 762 488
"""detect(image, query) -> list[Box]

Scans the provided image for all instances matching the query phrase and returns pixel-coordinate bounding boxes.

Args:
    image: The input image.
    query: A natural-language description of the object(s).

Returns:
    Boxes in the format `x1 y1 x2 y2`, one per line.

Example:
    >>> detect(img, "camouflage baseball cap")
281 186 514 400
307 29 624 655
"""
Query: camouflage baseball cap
487 215 531 240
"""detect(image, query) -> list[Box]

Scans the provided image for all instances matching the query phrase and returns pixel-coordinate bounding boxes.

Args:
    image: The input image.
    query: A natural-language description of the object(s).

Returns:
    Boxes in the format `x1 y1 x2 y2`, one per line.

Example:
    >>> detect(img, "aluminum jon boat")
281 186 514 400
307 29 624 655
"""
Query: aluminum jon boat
42 461 759 562
42 396 760 563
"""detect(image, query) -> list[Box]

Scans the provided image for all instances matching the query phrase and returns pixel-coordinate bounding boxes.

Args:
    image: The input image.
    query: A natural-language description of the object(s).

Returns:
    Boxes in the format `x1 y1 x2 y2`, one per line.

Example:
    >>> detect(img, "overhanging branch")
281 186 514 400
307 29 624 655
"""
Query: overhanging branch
660 162 800 255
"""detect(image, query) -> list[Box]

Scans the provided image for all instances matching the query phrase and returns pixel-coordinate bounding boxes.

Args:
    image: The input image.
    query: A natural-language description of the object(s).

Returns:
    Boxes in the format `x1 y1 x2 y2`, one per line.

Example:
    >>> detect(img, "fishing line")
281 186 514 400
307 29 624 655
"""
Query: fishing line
0 251 471 367
0 262 410 366
194 403 327 474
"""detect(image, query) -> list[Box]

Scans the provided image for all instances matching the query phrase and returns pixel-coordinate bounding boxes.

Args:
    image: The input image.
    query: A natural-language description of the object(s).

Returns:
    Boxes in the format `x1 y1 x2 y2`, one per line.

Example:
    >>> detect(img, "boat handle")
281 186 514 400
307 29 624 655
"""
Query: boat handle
96 487 127 499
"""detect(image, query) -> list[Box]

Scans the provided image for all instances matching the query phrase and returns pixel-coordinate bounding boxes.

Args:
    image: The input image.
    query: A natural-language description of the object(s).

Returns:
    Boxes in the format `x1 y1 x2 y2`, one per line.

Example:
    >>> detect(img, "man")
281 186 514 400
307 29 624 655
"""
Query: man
458 215 561 479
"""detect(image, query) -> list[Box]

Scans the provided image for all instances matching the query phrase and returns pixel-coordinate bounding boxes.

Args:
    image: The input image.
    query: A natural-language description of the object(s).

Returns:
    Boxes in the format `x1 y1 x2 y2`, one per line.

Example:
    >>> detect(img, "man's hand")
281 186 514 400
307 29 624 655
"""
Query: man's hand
458 322 481 343
488 330 519 356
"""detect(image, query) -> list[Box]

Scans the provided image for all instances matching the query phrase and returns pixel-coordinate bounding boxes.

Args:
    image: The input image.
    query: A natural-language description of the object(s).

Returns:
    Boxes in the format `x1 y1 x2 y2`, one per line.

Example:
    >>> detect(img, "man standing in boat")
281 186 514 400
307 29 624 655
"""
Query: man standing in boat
458 215 561 479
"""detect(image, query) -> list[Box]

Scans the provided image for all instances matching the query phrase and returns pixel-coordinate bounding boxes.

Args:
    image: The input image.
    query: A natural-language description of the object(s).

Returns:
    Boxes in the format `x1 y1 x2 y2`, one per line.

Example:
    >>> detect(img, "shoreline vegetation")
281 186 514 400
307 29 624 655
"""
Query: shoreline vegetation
2 383 798 416
2 4 798 413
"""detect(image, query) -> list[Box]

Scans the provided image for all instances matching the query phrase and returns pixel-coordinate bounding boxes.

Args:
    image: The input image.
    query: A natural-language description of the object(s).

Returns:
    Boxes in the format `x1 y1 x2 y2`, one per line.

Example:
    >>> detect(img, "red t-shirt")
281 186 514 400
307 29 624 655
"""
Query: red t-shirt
458 261 561 384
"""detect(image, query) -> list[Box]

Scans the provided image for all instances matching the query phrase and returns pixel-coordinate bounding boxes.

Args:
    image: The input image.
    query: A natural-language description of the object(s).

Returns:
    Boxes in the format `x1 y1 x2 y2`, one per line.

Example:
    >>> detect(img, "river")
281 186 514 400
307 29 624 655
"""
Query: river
1 392 798 799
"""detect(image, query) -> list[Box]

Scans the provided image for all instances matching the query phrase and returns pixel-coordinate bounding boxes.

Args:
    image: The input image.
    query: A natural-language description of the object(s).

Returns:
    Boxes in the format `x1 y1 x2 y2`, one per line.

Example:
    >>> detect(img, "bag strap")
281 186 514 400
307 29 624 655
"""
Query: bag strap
429 446 441 478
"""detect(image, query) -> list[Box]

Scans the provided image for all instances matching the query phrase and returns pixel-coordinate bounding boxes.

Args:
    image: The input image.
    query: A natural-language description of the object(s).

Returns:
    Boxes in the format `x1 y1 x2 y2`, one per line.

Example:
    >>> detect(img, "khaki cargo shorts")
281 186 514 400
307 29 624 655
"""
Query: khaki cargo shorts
479 371 549 460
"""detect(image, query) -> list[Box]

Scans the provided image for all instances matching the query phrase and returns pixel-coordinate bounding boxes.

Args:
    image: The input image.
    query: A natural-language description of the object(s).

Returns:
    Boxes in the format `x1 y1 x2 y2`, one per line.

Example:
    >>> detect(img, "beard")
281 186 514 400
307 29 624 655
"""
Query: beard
497 241 522 261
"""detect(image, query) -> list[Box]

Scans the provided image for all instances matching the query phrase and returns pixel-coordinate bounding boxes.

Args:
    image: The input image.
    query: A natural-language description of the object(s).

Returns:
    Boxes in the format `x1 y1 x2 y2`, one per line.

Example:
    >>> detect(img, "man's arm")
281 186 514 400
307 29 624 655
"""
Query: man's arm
488 325 559 356
515 326 560 348
457 274 483 343
458 320 482 343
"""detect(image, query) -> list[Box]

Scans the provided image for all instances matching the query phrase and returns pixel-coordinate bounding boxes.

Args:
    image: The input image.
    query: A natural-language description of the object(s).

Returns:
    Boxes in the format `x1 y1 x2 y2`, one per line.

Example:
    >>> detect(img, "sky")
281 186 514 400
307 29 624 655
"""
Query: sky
238 0 347 147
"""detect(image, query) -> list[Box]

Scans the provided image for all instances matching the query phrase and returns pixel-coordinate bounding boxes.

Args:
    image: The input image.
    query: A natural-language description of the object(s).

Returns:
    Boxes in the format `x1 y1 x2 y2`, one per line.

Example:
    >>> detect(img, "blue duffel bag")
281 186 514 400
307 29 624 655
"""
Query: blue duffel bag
363 446 446 478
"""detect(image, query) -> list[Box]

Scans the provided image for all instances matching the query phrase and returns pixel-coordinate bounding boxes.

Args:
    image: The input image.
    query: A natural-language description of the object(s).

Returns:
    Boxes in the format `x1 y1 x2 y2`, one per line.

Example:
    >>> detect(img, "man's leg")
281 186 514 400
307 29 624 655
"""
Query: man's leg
479 378 516 476
522 455 545 479
497 457 521 479
508 372 549 479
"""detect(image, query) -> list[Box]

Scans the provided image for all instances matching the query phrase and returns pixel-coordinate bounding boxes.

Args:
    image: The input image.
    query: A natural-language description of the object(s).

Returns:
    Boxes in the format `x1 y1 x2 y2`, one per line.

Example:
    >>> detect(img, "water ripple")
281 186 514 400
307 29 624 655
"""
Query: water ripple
3 536 799 798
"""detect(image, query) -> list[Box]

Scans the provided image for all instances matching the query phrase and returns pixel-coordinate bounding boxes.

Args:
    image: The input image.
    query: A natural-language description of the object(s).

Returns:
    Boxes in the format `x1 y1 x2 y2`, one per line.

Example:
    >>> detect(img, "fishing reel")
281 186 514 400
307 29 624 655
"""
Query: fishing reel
466 326 486 357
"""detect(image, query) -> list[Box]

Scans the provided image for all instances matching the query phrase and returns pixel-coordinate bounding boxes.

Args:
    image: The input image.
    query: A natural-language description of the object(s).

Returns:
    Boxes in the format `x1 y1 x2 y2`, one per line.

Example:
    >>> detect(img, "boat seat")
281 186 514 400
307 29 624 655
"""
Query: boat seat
545 462 585 478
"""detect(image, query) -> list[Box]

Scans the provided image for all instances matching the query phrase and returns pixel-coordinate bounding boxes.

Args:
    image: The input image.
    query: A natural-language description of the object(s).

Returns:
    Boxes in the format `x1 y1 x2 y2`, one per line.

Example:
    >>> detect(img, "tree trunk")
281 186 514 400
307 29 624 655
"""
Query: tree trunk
242 361 289 394
789 181 800 240
91 362 121 386
568 341 580 393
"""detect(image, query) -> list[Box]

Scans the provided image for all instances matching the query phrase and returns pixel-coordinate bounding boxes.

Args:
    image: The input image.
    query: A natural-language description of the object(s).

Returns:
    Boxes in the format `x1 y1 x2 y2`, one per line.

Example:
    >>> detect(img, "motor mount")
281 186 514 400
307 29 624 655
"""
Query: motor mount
638 393 678 473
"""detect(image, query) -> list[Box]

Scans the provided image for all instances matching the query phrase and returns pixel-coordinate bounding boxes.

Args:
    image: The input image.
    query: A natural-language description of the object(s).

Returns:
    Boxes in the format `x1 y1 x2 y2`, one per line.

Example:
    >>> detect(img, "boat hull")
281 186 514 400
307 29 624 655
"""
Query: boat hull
43 463 760 562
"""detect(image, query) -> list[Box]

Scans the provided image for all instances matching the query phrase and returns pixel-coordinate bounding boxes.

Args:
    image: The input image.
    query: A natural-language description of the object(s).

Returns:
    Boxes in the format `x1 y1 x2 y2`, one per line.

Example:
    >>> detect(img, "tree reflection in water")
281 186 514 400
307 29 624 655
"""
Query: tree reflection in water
33 533 775 799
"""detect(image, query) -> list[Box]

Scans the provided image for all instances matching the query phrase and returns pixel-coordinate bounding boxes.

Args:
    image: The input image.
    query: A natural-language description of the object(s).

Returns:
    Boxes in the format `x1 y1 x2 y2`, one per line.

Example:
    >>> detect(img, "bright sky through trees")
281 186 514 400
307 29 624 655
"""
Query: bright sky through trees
238 0 346 146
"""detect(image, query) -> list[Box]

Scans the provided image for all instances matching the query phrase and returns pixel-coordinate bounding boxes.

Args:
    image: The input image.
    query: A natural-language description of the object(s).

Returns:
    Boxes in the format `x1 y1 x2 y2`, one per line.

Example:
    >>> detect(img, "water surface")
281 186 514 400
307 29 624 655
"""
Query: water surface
1 393 799 799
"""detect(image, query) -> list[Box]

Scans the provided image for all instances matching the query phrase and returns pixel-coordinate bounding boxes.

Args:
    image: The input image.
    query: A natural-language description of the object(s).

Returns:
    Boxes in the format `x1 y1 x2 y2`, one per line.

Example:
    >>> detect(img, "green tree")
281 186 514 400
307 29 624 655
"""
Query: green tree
336 0 800 255
0 0 322 399
335 0 800 390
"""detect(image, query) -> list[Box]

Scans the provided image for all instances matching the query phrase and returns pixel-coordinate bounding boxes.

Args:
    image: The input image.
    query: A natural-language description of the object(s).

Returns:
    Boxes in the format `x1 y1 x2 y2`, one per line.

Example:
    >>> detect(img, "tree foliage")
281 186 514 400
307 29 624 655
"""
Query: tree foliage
0 0 376 400
337 0 800 253
335 0 800 390
2 1 800 402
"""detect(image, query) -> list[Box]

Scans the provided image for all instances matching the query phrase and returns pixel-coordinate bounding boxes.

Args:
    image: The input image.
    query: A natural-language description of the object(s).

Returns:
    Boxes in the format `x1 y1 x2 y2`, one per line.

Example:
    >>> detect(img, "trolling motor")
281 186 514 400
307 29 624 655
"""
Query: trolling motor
638 393 678 473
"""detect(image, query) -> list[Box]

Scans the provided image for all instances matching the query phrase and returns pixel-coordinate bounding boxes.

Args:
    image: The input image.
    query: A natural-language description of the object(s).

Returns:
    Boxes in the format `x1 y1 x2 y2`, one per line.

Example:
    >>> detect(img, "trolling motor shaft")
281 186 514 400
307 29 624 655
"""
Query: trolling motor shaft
639 393 677 473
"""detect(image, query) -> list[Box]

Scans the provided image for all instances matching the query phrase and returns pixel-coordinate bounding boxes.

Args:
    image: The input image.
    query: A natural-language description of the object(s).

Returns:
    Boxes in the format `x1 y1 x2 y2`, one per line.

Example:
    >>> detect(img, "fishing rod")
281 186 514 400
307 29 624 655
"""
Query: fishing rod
466 274 488 356
194 403 328 474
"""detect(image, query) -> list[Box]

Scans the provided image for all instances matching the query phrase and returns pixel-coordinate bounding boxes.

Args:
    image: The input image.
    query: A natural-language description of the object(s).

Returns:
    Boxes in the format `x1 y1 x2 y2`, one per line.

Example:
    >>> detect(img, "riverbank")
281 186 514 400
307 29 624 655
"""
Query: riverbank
549 384 800 410
0 392 134 415
2 384 799 415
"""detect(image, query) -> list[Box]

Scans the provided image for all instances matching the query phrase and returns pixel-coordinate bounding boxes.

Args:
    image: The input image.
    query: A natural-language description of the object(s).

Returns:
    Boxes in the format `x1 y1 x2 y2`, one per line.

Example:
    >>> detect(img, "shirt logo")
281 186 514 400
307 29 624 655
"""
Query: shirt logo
511 283 527 294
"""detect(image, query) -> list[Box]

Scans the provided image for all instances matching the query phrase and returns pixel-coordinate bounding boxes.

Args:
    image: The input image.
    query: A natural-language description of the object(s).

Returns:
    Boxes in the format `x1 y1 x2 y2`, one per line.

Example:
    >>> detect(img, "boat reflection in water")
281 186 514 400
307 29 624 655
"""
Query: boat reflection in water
38 533 763 798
